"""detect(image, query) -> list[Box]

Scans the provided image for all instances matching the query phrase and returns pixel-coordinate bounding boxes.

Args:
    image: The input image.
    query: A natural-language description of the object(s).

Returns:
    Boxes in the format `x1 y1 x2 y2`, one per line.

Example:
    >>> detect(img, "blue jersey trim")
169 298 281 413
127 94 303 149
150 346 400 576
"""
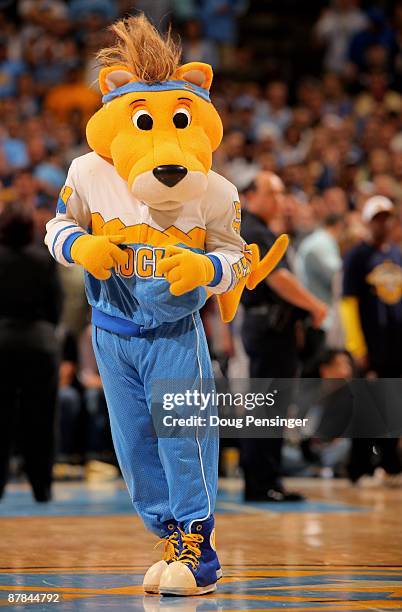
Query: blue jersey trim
92 307 144 337
207 254 223 287
62 231 85 263
102 79 211 104
56 197 67 214
51 224 79 260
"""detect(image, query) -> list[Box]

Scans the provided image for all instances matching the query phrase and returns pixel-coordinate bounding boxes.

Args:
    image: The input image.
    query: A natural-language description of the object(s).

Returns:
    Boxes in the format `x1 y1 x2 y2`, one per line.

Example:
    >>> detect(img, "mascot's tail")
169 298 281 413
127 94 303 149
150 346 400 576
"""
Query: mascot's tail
216 234 289 323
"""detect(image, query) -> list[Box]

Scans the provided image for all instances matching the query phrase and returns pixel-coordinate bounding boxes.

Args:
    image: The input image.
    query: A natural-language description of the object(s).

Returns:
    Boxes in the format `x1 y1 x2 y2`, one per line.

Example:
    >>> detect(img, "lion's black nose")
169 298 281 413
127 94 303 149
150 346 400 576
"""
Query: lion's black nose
153 165 188 187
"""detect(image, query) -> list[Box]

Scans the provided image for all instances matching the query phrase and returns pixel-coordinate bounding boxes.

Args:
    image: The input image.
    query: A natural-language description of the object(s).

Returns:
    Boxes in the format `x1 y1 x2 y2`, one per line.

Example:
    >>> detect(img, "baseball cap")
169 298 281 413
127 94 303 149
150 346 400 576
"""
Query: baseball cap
362 196 394 223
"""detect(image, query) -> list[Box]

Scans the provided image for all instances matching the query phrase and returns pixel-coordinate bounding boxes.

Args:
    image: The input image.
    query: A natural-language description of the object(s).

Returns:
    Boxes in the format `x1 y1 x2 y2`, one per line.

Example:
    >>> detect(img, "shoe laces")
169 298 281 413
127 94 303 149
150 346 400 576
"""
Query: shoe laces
155 530 180 562
177 530 204 570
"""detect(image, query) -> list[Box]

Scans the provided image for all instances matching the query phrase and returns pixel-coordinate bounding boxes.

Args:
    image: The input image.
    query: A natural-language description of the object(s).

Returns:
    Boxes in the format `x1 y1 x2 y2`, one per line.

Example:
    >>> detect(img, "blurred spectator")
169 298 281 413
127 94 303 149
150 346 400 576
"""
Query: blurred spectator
134 0 174 31
277 122 311 168
0 39 25 98
44 66 100 125
348 8 397 78
79 325 114 462
182 19 218 66
256 81 291 135
296 214 344 372
354 72 402 117
19 0 68 22
58 265 88 339
300 349 353 478
322 187 348 215
69 0 117 22
0 201 62 502
57 330 82 465
322 72 353 116
215 130 258 190
201 0 248 68
341 196 402 485
202 299 235 379
314 1 368 75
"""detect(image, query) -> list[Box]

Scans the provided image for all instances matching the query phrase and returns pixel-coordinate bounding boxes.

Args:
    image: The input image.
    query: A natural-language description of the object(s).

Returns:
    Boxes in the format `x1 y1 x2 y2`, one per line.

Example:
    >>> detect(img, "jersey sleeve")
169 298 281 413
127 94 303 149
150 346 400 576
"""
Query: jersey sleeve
44 159 91 266
204 185 250 295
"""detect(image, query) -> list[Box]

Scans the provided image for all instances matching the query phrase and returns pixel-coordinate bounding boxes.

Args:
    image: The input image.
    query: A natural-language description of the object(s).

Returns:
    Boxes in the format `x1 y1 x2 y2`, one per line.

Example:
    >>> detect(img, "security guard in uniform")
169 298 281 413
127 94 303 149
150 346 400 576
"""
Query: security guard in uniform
240 172 327 502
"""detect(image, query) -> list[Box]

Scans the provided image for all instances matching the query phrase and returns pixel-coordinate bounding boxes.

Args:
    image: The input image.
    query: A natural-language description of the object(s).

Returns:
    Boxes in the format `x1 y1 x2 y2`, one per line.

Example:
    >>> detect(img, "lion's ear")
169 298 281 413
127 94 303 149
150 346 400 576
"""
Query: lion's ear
99 65 136 95
174 62 213 91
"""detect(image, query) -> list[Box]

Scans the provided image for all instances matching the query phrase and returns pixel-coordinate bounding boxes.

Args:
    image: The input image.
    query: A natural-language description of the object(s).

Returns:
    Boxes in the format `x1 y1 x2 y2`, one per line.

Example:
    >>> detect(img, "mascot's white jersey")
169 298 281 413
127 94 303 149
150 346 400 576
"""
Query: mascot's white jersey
45 152 248 329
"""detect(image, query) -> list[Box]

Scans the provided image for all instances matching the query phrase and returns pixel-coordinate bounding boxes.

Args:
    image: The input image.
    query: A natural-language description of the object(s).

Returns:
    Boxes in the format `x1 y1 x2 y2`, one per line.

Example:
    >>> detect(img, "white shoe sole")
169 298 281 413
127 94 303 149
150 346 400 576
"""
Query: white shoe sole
160 569 223 597
160 583 217 596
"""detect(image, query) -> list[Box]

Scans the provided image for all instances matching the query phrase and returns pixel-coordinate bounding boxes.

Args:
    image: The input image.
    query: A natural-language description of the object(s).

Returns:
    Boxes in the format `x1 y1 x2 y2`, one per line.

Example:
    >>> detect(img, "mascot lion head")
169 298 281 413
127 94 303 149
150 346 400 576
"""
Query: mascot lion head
86 14 223 210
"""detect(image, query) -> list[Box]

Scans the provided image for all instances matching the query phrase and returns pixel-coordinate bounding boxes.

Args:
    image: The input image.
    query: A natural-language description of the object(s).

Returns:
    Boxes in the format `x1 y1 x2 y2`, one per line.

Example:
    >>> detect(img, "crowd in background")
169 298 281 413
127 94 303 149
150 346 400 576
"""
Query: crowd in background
1 0 402 495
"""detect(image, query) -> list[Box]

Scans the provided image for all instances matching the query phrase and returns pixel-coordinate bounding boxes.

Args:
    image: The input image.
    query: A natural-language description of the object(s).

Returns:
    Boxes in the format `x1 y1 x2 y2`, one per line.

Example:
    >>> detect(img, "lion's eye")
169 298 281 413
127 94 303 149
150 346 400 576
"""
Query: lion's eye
133 109 153 130
173 108 191 129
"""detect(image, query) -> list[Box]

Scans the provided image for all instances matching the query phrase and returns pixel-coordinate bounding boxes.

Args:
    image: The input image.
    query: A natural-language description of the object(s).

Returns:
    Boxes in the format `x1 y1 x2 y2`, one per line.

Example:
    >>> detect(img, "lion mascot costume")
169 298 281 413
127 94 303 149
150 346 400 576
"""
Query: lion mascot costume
45 14 287 596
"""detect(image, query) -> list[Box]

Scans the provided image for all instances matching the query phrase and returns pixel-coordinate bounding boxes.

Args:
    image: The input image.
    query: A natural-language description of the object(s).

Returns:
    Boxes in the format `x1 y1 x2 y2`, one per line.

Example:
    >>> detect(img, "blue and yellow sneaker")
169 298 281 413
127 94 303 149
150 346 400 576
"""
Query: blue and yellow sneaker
159 515 222 596
143 522 181 594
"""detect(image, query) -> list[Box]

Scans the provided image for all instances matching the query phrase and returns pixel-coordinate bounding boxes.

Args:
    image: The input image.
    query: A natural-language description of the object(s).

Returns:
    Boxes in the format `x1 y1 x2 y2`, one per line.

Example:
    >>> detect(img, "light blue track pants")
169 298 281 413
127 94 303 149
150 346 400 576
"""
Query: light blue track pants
92 312 218 537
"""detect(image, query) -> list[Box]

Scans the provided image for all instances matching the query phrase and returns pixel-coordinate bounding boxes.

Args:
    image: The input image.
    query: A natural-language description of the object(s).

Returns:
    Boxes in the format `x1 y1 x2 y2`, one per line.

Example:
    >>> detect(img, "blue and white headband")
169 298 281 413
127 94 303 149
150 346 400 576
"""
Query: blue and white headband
102 79 211 104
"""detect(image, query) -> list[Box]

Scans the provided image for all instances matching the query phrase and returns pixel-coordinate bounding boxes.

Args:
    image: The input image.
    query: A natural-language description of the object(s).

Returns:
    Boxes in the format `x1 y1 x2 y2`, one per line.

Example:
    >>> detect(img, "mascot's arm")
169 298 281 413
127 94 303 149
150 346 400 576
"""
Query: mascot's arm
339 296 367 359
157 183 289 320
45 159 128 279
157 185 248 297
216 235 289 323
202 185 288 322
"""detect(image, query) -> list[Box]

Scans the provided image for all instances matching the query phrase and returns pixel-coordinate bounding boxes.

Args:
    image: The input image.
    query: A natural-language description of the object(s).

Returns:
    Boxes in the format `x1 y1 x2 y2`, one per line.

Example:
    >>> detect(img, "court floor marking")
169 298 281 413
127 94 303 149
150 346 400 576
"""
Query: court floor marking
1 570 401 611
2 566 402 573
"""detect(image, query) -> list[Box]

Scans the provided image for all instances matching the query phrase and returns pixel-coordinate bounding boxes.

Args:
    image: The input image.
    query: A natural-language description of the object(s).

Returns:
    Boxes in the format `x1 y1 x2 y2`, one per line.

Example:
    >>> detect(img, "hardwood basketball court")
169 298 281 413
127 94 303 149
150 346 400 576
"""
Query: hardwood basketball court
1 477 401 610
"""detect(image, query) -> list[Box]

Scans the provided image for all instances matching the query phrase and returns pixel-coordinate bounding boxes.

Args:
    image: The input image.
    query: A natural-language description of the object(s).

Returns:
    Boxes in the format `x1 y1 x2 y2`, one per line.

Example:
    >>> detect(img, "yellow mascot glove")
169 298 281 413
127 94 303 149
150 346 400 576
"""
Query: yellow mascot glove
156 245 215 296
70 234 129 280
